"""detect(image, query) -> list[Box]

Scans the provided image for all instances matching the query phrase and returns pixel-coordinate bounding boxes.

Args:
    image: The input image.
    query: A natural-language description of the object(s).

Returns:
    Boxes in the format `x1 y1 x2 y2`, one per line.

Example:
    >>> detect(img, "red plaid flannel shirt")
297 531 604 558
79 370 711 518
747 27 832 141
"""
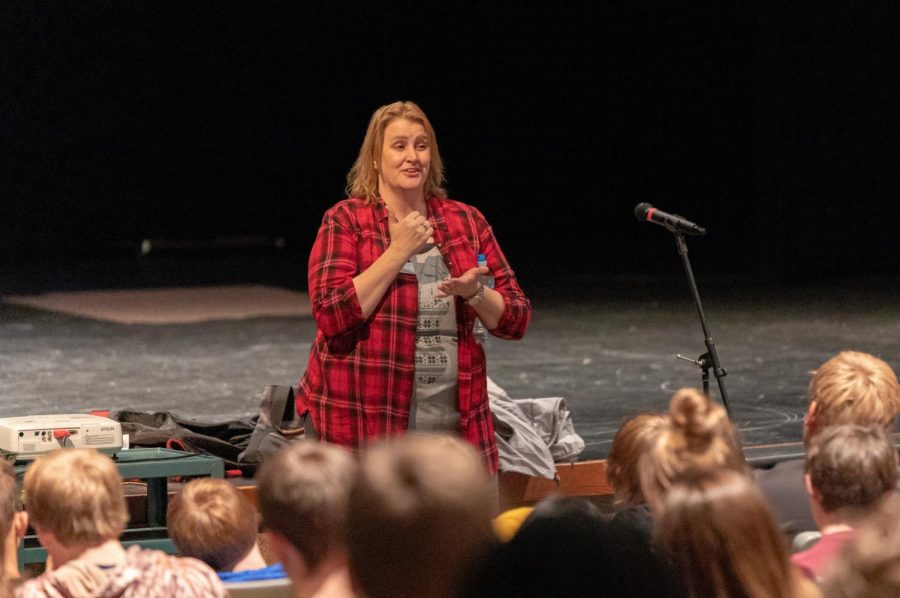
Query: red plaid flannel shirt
297 196 531 474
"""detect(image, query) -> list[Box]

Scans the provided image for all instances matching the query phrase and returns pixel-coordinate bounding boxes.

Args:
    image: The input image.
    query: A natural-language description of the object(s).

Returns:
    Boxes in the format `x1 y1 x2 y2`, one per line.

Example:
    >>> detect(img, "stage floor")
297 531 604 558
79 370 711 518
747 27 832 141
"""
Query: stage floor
2 259 898 461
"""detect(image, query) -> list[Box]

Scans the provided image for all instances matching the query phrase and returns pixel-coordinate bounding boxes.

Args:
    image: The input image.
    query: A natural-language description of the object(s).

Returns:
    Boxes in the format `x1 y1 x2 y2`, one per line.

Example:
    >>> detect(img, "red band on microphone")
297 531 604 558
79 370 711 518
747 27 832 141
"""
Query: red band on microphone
646 207 657 221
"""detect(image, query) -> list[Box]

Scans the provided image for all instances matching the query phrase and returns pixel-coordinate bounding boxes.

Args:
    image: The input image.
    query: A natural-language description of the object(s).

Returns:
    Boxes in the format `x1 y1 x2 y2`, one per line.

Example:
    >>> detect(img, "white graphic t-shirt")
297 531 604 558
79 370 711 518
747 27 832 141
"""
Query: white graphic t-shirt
409 244 460 432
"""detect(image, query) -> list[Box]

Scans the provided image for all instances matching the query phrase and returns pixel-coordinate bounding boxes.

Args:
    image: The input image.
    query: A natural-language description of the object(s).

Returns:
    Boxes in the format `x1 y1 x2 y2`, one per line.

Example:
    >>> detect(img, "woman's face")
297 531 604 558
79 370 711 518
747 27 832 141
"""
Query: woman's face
377 118 431 199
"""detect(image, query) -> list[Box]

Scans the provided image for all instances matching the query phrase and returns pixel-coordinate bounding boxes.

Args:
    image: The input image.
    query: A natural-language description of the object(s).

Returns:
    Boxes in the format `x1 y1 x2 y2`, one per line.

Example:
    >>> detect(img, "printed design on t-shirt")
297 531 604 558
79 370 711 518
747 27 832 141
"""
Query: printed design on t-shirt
413 252 453 335
415 350 450 385
411 247 455 386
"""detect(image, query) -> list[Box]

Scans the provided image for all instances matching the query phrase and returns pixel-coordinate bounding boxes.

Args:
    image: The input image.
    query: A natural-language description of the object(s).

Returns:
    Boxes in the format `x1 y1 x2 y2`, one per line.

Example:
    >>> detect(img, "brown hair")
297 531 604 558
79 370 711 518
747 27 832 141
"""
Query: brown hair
346 101 447 202
655 468 805 598
0 461 18 544
256 442 356 572
23 449 128 546
822 493 900 597
347 434 495 598
805 424 897 515
640 388 745 511
808 351 900 433
0 461 18 598
167 478 259 572
607 413 667 507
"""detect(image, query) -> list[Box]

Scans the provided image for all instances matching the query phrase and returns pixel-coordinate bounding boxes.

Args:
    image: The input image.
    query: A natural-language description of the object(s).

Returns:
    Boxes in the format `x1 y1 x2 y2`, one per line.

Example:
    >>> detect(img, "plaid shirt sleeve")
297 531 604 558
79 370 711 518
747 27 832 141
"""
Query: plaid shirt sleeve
307 206 366 338
471 207 531 340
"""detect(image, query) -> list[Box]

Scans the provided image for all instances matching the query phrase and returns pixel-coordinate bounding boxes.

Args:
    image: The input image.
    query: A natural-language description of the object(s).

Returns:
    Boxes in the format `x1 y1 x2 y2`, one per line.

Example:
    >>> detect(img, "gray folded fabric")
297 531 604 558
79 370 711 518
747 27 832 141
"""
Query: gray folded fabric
488 377 585 480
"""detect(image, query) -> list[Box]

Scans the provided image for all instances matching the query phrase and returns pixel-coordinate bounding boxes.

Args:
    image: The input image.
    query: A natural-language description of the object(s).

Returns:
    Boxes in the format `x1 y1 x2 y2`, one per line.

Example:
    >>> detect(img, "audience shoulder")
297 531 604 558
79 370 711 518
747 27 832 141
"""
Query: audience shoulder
139 547 229 597
822 493 900 597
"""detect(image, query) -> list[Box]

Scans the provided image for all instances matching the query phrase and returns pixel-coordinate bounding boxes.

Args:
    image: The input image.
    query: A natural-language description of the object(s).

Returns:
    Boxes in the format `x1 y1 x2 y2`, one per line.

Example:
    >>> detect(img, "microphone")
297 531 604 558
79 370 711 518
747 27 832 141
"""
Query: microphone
634 203 706 236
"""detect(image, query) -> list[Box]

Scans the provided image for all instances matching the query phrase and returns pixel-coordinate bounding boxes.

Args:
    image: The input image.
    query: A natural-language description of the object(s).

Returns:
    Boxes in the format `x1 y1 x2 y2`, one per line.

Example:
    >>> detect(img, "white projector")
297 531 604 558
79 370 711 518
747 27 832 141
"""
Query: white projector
0 414 123 463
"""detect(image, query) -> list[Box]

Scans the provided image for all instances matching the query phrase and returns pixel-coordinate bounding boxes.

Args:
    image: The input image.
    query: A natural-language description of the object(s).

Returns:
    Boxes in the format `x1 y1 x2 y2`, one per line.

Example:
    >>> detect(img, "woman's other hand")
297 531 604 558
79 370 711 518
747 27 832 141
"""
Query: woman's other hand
437 266 489 299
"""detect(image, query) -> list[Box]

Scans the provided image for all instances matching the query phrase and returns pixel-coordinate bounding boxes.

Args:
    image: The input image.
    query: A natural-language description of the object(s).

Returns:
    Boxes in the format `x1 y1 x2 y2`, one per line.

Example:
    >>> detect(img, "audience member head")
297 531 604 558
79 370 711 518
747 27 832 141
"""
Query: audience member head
607 413 667 507
655 468 810 598
167 477 259 572
468 495 681 598
640 388 745 512
805 424 897 527
0 460 24 595
805 351 900 444
256 441 356 588
346 100 446 202
0 461 17 547
24 449 128 566
822 493 900 597
348 434 494 598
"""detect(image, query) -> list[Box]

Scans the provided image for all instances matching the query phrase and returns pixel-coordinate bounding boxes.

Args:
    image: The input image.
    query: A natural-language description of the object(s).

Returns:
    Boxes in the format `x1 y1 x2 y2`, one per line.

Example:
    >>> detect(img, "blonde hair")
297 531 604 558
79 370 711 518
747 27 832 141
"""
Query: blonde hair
808 351 900 432
167 478 258 572
346 101 447 203
256 442 357 571
655 468 805 598
606 413 667 507
640 388 745 511
24 449 128 546
347 434 495 598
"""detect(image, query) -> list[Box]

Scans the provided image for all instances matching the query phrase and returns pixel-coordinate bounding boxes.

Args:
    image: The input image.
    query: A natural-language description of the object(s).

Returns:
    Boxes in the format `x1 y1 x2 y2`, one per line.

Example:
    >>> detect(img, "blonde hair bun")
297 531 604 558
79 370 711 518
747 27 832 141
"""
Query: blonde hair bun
669 387 727 448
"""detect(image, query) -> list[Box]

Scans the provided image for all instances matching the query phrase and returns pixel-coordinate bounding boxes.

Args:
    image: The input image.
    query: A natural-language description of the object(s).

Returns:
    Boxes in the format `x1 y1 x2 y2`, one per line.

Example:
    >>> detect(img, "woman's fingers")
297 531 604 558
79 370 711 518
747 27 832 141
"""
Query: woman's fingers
387 210 433 259
437 268 483 298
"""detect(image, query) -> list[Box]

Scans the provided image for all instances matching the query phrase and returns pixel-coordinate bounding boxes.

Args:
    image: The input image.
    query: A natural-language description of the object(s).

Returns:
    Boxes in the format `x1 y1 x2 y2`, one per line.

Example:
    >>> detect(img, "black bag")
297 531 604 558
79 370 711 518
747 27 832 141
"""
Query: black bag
111 385 305 476
237 384 305 468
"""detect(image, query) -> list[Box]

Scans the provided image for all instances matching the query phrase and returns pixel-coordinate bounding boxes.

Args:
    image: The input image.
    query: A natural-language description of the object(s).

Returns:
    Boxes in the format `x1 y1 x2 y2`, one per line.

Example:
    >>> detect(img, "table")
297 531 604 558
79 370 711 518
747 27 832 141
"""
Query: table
17 447 224 565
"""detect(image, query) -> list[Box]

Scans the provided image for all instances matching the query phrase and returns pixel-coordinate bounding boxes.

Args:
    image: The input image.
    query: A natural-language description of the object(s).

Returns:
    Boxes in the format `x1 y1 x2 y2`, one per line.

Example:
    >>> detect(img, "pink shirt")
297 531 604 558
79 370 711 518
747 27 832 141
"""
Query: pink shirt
791 529 855 581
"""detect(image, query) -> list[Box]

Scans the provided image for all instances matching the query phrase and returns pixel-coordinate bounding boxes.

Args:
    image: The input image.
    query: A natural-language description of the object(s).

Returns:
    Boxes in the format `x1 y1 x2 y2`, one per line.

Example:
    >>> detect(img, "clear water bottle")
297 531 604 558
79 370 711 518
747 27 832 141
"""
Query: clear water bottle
472 253 494 345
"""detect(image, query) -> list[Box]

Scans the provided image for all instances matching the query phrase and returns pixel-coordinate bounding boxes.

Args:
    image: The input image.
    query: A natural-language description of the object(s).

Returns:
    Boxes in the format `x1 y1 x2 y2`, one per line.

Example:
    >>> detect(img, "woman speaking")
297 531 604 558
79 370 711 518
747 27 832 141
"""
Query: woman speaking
297 101 531 474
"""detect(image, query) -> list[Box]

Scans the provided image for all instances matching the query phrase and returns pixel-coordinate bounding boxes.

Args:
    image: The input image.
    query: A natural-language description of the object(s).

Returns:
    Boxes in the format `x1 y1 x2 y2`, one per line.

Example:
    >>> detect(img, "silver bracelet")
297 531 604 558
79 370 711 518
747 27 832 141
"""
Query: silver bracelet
465 283 485 306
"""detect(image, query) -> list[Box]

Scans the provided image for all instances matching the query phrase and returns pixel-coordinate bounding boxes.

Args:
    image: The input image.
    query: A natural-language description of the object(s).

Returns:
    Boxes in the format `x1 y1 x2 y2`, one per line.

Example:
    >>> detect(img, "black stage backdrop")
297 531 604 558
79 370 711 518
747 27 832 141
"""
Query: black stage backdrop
2 1 900 287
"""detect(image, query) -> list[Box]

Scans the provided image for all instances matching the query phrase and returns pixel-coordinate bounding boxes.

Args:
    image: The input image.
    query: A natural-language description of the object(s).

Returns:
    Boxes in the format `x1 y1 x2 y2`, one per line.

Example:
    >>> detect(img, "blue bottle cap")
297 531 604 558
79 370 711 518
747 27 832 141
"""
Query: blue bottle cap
477 253 486 263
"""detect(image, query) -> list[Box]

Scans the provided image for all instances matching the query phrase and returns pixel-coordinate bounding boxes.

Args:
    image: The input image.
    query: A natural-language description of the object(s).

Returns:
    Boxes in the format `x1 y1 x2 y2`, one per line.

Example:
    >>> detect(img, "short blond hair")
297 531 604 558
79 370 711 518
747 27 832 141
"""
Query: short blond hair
346 101 447 203
24 449 128 545
640 388 745 511
809 351 900 431
348 434 495 598
167 478 258 572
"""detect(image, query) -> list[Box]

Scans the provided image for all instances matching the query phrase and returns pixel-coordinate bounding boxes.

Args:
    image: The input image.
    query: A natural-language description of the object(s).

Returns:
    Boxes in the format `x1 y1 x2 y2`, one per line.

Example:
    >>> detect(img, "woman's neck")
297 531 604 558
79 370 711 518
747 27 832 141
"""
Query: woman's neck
380 189 426 219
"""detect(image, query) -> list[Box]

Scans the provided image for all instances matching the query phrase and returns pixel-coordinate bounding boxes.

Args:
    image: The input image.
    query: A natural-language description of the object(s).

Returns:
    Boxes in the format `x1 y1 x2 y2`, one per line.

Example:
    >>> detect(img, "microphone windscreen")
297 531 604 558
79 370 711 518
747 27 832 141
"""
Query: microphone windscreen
634 202 652 221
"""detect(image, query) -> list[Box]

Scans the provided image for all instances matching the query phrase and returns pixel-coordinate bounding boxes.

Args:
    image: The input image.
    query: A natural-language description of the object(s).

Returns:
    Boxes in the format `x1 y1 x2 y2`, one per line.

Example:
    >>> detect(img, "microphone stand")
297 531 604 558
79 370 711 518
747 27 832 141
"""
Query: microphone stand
670 231 744 454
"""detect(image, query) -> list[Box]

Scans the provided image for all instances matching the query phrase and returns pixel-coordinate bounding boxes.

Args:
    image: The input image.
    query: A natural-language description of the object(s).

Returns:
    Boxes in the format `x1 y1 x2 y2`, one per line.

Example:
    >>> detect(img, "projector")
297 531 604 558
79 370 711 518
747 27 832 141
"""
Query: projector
0 414 123 463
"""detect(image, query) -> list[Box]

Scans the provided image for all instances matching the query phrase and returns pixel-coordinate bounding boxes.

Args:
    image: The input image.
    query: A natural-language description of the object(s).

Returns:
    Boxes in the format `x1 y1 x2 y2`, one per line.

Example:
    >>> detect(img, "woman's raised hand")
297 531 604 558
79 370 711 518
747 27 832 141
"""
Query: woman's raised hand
387 208 433 259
